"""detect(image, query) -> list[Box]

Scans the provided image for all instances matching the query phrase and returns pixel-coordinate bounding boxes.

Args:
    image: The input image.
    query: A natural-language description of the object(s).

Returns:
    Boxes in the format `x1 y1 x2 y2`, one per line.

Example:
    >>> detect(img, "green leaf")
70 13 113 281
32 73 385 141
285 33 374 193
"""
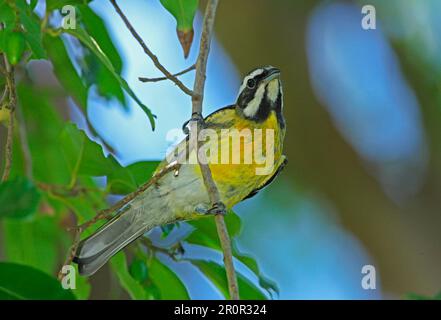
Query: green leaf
77 5 122 73
0 1 15 30
16 0 46 59
186 211 278 296
107 161 160 194
60 122 119 178
160 0 198 31
59 123 159 195
0 177 40 219
189 259 267 300
15 84 71 185
4 31 25 65
77 4 126 105
46 0 85 11
149 257 189 299
64 27 156 129
0 262 76 300
129 259 149 283
43 34 88 110
110 252 149 300
2 216 59 273
160 0 198 57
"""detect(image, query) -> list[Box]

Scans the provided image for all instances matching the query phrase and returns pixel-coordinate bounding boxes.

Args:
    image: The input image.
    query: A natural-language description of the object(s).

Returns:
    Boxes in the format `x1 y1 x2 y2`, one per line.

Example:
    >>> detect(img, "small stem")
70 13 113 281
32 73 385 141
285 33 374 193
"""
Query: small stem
139 64 196 83
191 0 239 300
109 0 195 97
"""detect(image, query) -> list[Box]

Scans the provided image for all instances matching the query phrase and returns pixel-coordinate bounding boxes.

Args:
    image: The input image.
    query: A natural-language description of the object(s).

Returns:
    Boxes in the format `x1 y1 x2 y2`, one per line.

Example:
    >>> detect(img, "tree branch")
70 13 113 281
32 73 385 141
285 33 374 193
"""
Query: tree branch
109 0 195 97
1 54 16 182
139 64 196 83
191 0 240 300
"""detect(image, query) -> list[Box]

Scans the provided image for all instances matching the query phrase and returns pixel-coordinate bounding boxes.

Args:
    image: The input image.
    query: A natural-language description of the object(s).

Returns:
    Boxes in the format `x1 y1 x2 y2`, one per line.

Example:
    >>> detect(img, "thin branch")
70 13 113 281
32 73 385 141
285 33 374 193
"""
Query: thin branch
57 161 180 279
191 0 239 300
139 64 196 83
109 0 195 97
1 54 16 182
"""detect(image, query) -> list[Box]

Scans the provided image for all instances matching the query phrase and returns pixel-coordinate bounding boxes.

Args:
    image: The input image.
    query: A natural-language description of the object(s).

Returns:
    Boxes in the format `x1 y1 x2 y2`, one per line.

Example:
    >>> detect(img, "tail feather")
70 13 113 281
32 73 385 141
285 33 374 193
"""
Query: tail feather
74 206 147 276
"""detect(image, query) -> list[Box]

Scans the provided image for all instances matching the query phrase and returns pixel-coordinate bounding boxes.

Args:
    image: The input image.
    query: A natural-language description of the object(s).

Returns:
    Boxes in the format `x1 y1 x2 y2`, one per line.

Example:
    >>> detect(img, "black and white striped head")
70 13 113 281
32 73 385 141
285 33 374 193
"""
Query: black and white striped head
236 66 284 124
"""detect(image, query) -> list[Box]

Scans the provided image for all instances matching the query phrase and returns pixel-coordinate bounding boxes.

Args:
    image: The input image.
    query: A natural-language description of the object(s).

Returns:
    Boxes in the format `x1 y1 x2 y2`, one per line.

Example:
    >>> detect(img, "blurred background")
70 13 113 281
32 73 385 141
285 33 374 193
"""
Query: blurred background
2 0 441 299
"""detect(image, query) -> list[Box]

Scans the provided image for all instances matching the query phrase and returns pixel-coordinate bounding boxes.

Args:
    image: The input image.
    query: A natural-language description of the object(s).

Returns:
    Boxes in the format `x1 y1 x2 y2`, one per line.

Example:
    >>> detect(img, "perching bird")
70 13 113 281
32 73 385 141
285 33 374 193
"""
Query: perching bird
74 66 287 276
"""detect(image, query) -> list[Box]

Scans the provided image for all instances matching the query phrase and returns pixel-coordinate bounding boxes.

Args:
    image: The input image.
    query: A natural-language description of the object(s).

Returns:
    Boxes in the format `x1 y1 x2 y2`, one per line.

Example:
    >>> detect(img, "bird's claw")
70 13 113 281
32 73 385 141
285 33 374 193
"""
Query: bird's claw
195 202 227 216
207 202 227 215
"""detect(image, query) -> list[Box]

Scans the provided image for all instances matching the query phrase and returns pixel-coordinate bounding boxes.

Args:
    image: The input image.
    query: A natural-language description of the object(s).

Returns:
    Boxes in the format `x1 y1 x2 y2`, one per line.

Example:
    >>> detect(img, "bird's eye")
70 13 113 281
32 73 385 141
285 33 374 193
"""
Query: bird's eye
247 79 256 89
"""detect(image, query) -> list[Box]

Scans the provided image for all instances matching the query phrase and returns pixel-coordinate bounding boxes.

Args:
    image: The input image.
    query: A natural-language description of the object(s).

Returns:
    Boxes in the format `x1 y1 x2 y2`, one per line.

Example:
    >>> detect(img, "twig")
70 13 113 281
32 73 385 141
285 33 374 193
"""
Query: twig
57 161 180 278
1 55 16 182
191 0 239 300
109 0 195 97
139 64 196 83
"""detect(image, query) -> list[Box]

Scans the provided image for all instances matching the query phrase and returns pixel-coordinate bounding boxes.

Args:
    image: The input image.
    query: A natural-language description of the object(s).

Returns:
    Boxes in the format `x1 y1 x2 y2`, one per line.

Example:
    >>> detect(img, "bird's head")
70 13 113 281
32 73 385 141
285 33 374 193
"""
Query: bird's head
236 66 284 124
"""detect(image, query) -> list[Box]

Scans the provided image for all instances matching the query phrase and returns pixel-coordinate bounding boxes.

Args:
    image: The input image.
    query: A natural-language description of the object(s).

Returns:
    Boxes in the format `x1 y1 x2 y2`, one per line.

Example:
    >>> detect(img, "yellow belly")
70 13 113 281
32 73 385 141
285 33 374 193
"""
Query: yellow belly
195 111 284 208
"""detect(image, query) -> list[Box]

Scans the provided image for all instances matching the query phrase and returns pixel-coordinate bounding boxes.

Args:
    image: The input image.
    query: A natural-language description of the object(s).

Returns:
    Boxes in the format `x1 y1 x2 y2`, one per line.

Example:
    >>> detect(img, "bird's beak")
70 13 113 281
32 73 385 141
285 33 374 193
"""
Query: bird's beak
262 68 281 84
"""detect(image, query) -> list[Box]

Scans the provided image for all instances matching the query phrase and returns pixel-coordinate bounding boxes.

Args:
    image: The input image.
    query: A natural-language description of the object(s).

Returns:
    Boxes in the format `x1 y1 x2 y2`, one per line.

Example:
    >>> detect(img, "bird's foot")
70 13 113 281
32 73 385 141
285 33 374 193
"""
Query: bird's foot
182 112 205 135
195 202 227 216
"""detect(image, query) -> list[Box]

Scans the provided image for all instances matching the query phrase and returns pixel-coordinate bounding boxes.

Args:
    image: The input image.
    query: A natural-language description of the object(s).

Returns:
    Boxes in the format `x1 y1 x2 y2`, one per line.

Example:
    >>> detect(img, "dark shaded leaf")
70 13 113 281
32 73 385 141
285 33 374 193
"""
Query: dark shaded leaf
65 27 156 129
149 257 189 299
46 0 85 11
0 177 40 219
160 0 198 58
77 4 126 105
129 259 149 283
186 211 278 296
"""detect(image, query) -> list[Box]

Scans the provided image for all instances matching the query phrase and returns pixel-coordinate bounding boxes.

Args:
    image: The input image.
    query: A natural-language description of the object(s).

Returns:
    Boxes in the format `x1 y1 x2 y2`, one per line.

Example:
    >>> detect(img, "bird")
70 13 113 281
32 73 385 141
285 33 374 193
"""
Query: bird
74 66 287 276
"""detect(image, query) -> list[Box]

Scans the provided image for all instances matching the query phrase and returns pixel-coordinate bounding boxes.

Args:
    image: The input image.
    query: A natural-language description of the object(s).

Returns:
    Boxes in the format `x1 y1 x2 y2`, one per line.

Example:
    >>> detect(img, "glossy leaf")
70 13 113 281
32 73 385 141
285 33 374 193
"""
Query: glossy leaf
0 262 76 300
0 178 40 219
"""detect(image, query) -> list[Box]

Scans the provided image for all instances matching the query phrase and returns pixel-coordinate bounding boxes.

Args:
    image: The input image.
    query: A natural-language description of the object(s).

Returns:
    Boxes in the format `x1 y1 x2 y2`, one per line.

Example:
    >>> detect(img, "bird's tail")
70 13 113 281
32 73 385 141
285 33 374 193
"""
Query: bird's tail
73 205 147 276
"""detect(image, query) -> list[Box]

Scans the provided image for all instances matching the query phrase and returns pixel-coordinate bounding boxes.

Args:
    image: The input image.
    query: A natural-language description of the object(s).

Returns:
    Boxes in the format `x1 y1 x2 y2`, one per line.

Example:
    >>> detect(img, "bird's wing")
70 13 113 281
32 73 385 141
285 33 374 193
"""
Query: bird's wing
242 155 287 200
